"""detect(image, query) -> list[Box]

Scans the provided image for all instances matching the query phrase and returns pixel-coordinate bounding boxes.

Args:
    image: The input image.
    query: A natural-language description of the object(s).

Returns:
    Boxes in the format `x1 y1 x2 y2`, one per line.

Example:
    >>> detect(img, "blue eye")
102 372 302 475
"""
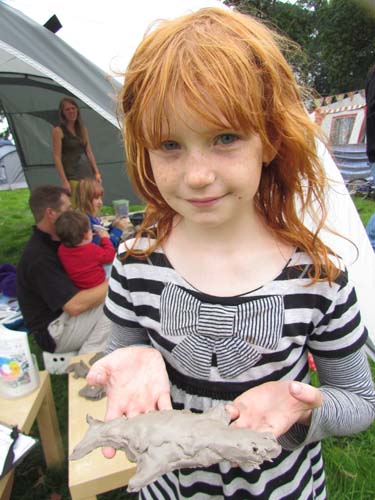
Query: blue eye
216 134 239 145
161 140 180 151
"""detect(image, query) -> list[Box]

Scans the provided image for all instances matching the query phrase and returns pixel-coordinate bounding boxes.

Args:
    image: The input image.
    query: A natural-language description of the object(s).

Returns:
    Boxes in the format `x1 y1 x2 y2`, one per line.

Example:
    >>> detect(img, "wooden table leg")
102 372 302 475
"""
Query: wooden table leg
36 375 64 467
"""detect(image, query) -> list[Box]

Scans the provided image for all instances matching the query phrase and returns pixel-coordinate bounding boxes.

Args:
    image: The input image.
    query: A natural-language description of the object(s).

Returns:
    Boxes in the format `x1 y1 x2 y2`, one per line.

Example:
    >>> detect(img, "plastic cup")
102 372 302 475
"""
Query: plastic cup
113 199 129 218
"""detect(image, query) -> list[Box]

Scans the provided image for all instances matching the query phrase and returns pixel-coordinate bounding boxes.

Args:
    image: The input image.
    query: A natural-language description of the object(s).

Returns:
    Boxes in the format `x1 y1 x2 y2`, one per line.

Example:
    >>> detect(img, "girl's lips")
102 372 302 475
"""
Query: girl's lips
187 196 224 207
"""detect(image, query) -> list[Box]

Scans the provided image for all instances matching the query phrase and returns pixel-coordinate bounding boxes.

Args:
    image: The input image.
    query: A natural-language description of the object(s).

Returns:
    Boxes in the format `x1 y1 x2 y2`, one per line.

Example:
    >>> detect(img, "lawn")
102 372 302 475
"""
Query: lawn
0 188 375 499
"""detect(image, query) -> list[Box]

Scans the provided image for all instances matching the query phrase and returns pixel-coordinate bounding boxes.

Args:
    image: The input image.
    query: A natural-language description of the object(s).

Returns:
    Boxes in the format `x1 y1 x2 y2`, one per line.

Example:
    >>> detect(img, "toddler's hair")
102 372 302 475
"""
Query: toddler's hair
120 7 337 282
56 210 90 247
75 178 104 216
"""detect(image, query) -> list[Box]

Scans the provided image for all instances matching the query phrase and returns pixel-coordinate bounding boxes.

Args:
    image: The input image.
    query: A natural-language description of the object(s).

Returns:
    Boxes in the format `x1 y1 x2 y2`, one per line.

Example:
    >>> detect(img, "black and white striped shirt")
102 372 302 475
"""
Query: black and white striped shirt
104 238 375 500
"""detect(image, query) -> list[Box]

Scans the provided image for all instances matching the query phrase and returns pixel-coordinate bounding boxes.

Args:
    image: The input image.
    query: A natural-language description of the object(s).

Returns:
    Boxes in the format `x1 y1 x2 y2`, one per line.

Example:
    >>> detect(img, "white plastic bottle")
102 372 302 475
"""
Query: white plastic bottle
0 325 40 399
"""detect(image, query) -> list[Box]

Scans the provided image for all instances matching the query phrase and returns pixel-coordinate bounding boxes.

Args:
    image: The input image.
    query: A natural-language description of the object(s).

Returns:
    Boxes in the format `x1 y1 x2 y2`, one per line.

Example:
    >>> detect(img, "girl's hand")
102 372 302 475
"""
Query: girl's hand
97 228 110 239
226 381 323 437
112 217 131 231
86 346 172 457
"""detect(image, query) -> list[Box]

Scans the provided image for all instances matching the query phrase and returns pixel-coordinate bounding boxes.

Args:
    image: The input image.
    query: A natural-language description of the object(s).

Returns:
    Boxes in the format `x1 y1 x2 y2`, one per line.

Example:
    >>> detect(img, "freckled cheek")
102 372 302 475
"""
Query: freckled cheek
153 166 179 188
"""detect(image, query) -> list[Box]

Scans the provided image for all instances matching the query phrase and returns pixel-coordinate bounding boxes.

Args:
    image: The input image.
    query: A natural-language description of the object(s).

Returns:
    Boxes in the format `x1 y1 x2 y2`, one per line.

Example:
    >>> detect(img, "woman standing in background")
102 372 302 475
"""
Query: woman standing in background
52 97 101 202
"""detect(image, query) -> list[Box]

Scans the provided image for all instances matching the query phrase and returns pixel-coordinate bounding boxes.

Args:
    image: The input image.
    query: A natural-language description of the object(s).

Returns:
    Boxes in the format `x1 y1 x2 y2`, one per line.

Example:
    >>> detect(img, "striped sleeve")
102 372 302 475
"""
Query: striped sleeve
104 242 151 348
279 269 375 450
307 273 367 358
279 349 375 450
105 322 151 354
104 245 140 328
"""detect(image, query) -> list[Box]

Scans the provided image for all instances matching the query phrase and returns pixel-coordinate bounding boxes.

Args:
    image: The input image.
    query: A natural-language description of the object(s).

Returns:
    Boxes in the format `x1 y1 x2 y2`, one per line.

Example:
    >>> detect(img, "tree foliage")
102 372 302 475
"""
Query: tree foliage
312 0 375 94
0 105 11 140
224 0 375 96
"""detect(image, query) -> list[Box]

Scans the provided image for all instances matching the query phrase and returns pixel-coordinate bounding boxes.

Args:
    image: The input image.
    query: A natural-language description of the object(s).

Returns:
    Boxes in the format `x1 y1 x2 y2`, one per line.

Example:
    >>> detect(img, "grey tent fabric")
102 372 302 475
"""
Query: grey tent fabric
0 2 138 204
0 138 27 190
332 144 371 182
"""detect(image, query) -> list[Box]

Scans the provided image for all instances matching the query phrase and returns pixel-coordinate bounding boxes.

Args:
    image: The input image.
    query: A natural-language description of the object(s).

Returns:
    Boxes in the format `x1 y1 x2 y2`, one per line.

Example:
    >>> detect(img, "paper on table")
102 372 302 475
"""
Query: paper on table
0 422 37 478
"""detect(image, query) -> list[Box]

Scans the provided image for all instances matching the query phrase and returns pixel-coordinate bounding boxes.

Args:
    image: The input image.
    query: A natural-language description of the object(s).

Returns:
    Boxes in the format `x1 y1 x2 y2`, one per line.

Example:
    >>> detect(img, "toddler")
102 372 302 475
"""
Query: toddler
56 210 115 289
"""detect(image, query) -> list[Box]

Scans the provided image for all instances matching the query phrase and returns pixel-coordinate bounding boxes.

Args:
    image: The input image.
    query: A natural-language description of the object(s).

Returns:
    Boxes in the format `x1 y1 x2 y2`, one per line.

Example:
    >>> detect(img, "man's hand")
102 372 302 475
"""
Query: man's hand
87 346 172 458
226 381 323 437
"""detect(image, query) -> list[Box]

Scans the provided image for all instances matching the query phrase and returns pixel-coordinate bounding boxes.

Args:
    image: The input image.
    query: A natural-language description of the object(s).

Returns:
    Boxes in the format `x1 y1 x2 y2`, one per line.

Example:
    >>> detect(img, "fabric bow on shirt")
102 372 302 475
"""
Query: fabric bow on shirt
160 283 284 379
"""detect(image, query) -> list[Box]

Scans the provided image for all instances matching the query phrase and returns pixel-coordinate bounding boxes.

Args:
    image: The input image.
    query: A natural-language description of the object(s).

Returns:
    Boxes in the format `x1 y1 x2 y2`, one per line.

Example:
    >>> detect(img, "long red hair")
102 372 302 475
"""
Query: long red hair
119 7 338 282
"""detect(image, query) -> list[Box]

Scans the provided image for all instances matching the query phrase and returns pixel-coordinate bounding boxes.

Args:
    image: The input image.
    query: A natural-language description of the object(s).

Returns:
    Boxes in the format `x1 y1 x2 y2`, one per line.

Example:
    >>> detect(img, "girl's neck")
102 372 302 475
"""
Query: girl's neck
171 209 268 249
163 211 293 296
78 239 91 246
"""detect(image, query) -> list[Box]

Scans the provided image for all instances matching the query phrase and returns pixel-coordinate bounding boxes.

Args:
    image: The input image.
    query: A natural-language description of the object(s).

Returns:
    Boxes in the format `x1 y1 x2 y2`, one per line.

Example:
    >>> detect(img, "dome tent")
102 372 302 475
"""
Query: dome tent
0 2 137 204
0 138 27 190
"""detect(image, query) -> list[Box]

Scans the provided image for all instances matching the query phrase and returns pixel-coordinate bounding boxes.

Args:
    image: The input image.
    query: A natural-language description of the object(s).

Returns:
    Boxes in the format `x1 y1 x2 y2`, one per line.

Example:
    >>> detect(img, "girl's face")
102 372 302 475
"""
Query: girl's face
61 102 78 123
92 195 103 216
148 107 269 230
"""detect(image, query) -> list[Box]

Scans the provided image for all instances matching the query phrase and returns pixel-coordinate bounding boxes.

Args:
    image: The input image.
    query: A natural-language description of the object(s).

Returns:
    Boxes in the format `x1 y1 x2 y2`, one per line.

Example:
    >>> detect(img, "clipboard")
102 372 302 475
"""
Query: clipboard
0 421 38 478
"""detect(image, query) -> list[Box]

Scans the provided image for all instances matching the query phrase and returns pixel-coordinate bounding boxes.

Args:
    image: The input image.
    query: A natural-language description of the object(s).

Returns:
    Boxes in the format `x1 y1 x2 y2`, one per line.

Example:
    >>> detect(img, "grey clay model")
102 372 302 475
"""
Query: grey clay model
70 404 281 492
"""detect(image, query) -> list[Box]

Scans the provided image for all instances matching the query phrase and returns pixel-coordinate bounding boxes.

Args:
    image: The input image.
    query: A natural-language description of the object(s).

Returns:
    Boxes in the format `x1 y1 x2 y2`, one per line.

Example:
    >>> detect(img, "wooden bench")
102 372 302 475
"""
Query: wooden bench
0 371 64 500
68 353 136 500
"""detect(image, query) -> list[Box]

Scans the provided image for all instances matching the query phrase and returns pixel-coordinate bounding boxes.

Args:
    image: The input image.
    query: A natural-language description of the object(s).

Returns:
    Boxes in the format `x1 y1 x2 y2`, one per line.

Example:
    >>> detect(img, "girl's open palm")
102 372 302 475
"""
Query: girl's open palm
86 346 172 457
226 381 323 438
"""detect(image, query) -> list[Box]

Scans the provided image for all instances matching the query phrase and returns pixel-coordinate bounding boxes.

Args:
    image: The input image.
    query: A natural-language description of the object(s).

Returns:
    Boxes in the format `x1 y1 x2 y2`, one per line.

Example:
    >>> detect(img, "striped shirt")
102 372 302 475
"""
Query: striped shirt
104 238 375 500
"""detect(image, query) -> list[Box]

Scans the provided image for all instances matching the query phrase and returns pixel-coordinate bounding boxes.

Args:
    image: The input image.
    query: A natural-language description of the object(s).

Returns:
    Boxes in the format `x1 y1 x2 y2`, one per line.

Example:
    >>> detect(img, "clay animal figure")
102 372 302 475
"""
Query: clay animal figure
66 360 90 379
66 355 106 400
70 404 281 492
88 351 105 365
78 384 106 400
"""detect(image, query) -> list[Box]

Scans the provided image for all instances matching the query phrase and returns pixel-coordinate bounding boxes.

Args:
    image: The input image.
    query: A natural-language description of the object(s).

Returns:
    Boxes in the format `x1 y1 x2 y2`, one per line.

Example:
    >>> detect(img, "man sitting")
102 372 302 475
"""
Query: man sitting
17 185 111 354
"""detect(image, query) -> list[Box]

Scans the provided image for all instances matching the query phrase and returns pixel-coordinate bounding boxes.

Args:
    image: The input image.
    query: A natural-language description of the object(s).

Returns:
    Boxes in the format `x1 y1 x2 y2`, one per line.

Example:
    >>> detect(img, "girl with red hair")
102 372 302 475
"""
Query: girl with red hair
87 8 375 499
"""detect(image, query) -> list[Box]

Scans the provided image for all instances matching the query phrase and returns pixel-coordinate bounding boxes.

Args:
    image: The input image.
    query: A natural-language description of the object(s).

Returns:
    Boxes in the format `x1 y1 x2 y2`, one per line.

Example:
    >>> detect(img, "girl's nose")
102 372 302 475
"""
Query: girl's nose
184 151 215 188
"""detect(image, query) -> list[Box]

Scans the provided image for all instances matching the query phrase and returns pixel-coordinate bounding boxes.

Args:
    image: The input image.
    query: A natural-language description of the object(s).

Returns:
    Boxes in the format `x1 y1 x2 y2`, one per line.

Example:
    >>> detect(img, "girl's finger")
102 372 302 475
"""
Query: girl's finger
86 364 108 386
157 392 173 411
289 382 323 408
225 403 240 421
102 446 116 459
105 396 126 422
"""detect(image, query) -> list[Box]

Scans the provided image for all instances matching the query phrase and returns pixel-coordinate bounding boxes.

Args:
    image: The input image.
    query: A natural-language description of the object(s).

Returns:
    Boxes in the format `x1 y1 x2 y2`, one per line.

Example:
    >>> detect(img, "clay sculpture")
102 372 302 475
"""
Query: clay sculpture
78 384 106 400
88 351 105 365
66 360 90 379
70 404 281 492
66 356 106 400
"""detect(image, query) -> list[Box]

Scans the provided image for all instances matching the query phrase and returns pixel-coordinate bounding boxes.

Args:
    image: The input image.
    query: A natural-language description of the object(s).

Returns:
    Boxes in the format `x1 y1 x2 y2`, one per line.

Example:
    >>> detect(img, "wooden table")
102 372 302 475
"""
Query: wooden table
0 371 64 500
68 353 136 500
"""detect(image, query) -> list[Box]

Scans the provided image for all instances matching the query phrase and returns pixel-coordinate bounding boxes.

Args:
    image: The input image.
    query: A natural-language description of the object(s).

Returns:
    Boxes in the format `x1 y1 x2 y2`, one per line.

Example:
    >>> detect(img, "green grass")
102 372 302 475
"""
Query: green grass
0 189 33 265
1 188 375 499
351 196 375 227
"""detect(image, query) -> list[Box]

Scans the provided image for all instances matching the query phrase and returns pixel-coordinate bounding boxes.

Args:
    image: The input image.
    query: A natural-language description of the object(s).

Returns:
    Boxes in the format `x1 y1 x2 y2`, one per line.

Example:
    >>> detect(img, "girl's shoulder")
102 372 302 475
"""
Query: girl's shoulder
52 125 63 137
118 234 158 254
81 125 89 142
291 247 348 284
87 214 100 224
